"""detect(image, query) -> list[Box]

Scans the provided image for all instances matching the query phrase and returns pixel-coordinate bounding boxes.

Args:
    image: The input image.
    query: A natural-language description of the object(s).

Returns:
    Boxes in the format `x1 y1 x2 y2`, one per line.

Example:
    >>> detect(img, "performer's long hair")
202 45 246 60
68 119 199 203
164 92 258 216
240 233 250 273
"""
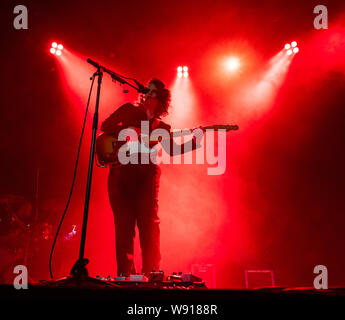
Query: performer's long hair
137 78 171 118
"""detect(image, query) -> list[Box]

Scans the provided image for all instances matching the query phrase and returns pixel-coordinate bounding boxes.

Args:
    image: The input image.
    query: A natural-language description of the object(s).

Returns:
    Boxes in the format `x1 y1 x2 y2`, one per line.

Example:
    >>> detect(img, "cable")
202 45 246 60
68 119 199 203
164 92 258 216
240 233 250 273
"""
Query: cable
49 75 96 279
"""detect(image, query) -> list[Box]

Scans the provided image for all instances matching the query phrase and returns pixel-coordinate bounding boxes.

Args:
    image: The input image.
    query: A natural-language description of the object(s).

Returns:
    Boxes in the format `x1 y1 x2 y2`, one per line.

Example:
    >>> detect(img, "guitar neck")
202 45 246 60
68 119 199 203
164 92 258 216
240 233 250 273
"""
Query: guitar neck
170 124 238 137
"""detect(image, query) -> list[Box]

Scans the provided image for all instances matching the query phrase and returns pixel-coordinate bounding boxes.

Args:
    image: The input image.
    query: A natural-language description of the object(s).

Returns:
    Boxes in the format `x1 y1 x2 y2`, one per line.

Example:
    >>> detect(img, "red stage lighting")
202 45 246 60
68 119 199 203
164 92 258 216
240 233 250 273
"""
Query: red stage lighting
177 66 189 78
50 42 64 55
284 41 299 56
225 57 240 72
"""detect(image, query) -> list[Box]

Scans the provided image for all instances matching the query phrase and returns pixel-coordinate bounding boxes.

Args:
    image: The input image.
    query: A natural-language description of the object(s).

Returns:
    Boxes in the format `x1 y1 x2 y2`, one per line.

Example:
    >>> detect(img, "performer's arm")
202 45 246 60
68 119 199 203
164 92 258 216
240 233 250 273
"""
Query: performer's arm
161 124 202 156
100 103 130 135
168 136 200 156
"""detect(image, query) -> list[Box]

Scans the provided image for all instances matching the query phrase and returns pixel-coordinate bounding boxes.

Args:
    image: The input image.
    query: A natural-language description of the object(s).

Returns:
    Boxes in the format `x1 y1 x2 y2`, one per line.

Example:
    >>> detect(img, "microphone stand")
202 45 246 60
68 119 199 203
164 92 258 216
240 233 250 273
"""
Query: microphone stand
69 65 104 281
44 59 146 288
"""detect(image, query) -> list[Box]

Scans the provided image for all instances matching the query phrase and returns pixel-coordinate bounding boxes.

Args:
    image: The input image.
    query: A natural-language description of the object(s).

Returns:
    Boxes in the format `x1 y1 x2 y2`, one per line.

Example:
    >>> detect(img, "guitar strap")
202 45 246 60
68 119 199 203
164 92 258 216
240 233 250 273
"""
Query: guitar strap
151 118 161 131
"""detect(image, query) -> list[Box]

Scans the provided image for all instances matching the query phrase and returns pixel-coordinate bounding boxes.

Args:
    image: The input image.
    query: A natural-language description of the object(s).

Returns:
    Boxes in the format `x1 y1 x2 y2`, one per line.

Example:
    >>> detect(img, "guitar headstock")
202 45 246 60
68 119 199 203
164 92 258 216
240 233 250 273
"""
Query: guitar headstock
201 124 239 131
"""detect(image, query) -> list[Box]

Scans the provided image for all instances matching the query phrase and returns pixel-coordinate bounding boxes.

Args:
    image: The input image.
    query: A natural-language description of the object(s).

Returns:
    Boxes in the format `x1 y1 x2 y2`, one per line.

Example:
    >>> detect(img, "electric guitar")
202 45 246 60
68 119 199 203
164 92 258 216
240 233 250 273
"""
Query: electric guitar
95 124 238 167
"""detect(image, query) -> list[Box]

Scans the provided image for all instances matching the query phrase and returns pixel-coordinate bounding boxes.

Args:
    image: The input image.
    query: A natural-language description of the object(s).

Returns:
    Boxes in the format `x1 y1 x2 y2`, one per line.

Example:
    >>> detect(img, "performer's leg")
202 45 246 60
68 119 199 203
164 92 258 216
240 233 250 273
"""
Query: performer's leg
137 166 161 275
113 209 136 276
108 168 136 276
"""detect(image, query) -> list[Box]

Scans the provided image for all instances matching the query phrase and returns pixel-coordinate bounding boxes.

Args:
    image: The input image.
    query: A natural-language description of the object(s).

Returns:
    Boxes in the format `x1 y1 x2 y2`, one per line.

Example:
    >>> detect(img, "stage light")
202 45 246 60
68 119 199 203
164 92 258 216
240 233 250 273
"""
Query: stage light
50 42 64 55
284 41 299 56
177 66 189 78
225 57 240 72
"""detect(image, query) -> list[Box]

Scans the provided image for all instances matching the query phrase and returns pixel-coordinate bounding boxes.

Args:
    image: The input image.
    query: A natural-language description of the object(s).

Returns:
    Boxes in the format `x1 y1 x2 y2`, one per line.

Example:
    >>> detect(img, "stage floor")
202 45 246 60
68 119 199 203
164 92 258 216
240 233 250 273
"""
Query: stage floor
1 284 344 317
1 283 344 300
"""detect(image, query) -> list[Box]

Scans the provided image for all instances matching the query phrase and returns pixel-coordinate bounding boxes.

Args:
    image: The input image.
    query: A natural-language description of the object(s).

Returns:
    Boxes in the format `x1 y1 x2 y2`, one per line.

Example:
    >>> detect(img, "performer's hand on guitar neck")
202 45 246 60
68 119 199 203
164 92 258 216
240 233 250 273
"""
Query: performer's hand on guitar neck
192 125 204 149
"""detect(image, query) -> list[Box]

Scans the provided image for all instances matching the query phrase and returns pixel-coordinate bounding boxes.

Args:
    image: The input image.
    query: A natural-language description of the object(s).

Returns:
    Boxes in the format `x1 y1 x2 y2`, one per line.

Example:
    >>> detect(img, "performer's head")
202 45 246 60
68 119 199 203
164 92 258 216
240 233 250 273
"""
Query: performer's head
140 78 171 118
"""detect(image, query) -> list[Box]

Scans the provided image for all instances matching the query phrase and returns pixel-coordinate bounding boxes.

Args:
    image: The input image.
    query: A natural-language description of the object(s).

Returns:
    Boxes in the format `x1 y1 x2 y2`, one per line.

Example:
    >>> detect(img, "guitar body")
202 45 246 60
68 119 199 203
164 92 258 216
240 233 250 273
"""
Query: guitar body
96 133 125 167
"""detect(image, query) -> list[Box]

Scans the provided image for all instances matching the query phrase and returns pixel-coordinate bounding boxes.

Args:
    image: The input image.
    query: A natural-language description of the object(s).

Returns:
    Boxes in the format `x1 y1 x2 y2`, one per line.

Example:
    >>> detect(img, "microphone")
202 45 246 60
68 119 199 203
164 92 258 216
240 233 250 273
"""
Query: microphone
139 87 150 94
134 79 149 94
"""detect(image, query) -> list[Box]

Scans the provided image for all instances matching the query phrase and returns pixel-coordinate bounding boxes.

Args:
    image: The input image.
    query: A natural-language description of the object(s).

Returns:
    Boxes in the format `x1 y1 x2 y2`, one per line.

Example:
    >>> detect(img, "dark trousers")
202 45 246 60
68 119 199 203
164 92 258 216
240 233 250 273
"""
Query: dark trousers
108 164 161 276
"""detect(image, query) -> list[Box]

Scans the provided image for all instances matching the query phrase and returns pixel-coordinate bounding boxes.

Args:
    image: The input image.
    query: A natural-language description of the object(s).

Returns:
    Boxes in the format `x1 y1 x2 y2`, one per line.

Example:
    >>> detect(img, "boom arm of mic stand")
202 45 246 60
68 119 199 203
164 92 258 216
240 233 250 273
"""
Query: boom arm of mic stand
104 68 147 93
87 59 146 94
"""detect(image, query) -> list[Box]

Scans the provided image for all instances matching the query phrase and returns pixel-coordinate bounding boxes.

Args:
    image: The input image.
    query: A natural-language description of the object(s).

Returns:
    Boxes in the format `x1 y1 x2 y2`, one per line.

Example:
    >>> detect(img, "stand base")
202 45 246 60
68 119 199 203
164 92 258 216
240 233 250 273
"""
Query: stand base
38 275 119 289
41 258 119 288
